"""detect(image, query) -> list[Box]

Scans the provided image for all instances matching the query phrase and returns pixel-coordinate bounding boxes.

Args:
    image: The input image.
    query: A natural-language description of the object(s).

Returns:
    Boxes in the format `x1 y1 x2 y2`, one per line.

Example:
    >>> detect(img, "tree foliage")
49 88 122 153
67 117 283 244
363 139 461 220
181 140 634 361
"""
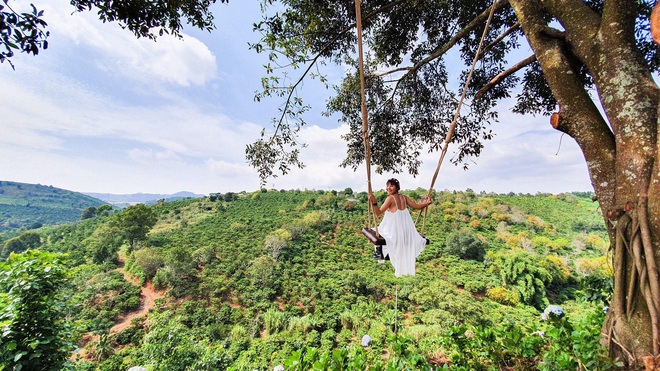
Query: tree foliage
0 2 49 69
246 0 660 182
116 203 157 247
0 250 71 370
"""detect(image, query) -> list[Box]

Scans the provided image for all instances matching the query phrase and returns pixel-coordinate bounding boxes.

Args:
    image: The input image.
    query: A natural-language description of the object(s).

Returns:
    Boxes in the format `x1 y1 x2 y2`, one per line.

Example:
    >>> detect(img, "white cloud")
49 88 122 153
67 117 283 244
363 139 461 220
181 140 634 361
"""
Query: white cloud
206 159 254 176
128 148 183 164
41 1 217 87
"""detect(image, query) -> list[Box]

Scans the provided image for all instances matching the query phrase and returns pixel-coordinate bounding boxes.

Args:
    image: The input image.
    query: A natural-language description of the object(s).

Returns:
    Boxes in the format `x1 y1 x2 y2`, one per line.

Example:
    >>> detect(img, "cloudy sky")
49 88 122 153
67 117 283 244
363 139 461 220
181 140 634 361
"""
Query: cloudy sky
0 0 593 196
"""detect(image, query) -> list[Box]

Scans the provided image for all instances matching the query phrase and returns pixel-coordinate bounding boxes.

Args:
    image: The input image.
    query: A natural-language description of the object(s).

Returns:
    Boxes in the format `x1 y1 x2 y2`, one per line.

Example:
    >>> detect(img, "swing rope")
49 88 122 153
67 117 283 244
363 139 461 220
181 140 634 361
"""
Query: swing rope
394 283 399 334
354 0 379 234
416 0 498 236
355 0 498 237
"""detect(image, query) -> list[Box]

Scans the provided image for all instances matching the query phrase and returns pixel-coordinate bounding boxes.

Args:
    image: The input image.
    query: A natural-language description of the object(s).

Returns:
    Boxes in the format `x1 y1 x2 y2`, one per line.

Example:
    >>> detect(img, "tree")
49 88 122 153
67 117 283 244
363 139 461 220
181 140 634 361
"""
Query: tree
445 229 487 261
96 204 113 216
243 0 660 364
1 238 24 258
83 222 123 264
81 206 97 220
0 2 49 69
0 250 72 370
116 204 157 248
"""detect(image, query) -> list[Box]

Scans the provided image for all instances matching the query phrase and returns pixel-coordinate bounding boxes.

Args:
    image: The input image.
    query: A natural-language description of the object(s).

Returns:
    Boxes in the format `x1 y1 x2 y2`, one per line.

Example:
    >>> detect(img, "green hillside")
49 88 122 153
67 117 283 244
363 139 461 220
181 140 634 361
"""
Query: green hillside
1 189 615 370
0 180 106 234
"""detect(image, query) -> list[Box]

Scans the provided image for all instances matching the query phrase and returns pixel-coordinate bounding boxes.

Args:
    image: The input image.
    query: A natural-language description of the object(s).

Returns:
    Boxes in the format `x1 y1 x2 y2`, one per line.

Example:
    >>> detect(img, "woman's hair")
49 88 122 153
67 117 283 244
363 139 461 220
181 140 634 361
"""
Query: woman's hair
387 178 400 192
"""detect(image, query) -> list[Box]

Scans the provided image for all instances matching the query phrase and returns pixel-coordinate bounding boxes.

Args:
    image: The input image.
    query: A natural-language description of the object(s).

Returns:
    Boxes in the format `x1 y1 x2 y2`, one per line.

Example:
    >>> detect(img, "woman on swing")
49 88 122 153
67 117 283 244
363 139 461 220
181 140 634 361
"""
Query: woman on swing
368 178 432 277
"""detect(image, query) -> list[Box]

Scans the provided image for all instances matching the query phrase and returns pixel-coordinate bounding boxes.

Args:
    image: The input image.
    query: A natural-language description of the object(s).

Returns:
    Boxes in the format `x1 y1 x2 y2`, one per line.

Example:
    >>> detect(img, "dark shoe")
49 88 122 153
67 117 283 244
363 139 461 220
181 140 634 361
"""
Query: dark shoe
373 245 385 260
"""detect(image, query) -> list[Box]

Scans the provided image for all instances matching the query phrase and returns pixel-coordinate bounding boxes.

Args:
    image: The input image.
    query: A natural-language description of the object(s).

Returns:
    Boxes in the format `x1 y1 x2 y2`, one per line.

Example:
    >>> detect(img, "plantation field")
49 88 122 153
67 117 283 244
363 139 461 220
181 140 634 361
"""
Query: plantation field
1 189 615 370
0 180 106 234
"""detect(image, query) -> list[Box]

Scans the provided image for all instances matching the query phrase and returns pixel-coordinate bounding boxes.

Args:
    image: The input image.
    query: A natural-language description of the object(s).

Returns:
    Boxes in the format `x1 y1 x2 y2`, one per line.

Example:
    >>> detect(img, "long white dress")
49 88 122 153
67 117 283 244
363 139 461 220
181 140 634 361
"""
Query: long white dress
379 195 426 277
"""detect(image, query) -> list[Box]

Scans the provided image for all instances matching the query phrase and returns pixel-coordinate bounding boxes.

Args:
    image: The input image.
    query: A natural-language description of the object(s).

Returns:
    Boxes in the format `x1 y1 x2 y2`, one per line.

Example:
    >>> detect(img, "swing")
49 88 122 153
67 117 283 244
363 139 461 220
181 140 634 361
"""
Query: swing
353 0 497 258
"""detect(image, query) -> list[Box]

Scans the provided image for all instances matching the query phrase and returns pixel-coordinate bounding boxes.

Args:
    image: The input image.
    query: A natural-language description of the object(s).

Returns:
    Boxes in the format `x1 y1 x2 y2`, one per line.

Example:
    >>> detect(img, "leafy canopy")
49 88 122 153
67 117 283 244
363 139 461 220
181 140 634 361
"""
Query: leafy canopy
245 0 660 184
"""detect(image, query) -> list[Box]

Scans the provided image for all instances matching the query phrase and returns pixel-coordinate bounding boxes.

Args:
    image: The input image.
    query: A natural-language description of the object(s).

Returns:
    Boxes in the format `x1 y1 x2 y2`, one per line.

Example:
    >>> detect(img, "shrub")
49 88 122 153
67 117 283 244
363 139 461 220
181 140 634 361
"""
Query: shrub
549 238 571 251
486 287 519 306
0 251 72 371
302 211 329 228
133 247 164 278
488 249 552 309
445 229 487 261
538 305 617 370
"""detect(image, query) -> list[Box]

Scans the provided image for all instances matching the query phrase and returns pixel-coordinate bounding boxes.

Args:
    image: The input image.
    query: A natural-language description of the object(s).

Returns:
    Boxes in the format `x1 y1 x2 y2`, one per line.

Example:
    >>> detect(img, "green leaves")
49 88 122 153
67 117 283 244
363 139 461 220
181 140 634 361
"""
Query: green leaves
116 203 157 247
0 2 49 69
0 250 72 371
70 0 225 40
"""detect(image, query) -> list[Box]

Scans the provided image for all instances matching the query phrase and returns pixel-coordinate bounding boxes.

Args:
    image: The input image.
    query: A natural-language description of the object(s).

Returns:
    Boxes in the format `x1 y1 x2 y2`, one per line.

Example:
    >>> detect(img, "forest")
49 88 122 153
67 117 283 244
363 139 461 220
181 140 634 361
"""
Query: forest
0 188 616 370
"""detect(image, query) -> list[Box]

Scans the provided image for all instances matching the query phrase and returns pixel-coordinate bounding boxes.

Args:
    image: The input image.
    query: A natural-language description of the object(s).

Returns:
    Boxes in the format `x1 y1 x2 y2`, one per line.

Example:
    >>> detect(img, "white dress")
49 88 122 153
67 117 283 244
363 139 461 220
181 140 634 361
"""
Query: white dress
379 195 426 277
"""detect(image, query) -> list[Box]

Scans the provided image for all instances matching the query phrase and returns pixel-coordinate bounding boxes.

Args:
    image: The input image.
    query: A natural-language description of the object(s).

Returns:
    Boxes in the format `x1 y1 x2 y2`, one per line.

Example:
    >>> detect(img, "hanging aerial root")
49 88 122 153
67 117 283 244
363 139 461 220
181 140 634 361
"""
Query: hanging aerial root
626 262 638 320
637 195 660 355
610 323 637 365
614 220 627 317
638 196 660 317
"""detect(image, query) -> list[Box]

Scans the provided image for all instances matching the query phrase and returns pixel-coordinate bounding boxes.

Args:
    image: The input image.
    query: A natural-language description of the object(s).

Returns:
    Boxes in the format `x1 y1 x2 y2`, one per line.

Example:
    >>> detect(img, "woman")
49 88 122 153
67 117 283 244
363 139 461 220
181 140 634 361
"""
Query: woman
368 178 432 277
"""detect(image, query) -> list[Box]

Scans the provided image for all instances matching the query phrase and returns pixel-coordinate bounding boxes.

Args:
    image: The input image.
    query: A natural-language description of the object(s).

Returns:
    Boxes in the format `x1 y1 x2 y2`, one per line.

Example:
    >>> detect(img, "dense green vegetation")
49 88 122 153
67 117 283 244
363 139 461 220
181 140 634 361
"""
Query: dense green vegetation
0 181 107 235
0 189 615 370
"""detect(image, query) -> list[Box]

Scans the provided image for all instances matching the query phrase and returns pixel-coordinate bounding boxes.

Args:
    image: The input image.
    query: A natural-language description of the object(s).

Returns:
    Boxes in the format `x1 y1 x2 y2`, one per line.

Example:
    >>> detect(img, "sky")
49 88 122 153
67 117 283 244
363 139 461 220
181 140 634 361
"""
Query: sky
0 0 594 196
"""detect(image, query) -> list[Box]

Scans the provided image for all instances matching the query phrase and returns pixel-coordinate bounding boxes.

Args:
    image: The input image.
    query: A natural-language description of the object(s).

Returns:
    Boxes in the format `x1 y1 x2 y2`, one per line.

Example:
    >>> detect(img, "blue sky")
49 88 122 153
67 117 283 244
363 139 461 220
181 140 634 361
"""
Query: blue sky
0 0 593 195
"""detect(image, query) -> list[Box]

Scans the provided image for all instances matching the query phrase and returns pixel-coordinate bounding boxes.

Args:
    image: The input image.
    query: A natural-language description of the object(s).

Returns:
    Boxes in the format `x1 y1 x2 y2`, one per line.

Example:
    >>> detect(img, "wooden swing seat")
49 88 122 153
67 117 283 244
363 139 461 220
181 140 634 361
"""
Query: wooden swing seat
361 227 430 246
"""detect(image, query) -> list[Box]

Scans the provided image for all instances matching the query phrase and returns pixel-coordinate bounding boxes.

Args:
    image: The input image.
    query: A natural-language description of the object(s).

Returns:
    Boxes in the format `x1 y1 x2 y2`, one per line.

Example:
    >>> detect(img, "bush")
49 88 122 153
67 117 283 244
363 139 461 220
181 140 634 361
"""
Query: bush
0 251 72 371
488 249 552 309
445 229 487 261
486 287 519 306
133 247 164 278
538 305 617 370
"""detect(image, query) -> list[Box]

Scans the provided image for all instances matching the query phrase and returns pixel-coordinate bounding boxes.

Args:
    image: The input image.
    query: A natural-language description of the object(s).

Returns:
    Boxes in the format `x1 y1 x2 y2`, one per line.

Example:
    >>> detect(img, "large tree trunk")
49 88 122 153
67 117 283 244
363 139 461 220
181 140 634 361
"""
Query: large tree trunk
509 0 660 366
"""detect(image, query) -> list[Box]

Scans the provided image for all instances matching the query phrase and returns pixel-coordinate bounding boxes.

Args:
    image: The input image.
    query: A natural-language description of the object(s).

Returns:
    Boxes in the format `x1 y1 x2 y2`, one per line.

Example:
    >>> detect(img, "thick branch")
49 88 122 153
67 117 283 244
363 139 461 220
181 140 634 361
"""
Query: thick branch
510 0 616 212
601 0 637 39
536 0 602 70
474 54 536 99
479 22 520 58
411 0 510 74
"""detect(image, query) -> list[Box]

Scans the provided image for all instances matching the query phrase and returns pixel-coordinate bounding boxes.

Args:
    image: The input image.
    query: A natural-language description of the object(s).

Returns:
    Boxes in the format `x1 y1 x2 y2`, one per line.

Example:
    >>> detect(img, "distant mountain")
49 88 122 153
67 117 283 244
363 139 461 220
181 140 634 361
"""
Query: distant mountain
83 191 204 205
0 180 106 234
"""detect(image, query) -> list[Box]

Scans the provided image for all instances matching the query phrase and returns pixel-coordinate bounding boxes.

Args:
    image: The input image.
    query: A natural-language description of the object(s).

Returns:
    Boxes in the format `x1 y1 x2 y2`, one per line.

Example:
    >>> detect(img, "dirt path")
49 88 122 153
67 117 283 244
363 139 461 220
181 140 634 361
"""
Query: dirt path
110 259 164 334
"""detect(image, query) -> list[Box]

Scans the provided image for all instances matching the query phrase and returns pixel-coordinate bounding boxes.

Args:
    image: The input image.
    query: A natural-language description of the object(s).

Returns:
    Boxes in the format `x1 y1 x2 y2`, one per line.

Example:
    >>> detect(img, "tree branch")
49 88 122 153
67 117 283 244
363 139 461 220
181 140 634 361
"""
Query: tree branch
379 0 511 108
479 22 520 59
537 0 600 64
601 0 637 39
264 0 411 141
474 54 536 99
410 0 511 74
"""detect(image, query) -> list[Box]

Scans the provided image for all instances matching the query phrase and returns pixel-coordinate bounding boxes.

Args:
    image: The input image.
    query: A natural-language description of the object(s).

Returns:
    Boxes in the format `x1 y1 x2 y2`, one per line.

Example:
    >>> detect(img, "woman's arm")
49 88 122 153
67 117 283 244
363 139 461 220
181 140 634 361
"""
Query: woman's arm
405 195 432 210
368 194 393 217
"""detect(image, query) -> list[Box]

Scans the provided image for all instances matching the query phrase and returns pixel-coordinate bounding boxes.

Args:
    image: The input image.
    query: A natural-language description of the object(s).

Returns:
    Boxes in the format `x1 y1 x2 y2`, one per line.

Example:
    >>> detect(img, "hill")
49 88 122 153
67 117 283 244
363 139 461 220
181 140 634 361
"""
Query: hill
0 180 106 234
84 191 204 206
3 189 614 370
